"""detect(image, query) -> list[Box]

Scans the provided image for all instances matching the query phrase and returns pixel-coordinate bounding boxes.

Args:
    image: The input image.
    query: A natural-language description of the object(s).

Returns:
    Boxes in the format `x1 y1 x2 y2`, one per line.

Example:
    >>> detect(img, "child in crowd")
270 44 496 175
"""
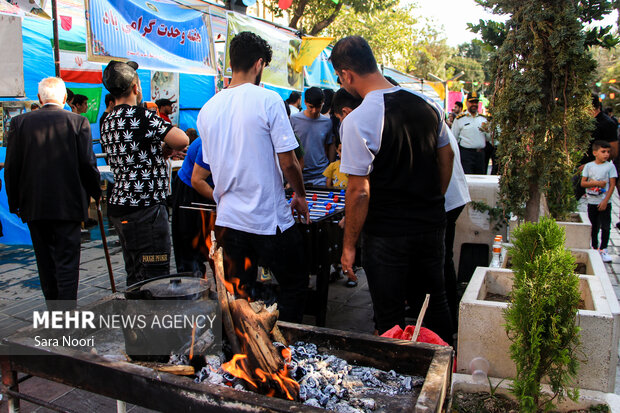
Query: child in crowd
582 140 617 262
323 142 348 188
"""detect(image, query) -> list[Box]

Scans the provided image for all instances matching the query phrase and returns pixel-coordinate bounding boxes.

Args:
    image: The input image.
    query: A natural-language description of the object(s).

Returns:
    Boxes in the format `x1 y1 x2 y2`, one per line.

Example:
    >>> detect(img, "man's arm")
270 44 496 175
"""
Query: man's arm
341 174 369 279
437 144 454 195
611 141 618 160
164 127 189 150
581 176 606 188
325 142 336 163
277 150 309 224
76 117 102 202
599 177 616 211
190 163 214 201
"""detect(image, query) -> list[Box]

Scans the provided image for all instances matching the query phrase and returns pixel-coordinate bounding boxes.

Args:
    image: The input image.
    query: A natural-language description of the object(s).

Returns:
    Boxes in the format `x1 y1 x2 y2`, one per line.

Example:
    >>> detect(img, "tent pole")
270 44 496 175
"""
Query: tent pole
51 0 61 77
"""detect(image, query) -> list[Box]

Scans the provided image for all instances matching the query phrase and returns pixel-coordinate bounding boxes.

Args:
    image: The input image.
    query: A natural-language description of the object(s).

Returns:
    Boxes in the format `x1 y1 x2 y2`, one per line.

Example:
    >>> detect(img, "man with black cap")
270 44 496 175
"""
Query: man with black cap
101 60 189 286
451 91 490 174
155 98 175 123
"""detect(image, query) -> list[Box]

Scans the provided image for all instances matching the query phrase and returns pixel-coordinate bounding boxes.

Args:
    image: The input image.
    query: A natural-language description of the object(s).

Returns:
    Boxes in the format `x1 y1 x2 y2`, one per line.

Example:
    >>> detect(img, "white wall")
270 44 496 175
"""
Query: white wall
0 15 24 98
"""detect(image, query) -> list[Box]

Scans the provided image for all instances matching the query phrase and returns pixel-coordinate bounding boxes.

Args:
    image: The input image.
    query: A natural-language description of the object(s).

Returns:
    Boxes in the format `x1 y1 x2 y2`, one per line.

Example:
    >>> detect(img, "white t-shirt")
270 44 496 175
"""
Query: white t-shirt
582 160 617 205
197 83 299 235
445 128 471 211
288 104 300 115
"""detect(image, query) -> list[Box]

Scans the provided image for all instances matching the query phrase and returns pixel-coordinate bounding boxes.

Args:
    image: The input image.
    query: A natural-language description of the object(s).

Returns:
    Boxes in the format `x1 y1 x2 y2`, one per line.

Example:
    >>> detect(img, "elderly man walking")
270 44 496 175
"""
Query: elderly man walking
5 77 101 307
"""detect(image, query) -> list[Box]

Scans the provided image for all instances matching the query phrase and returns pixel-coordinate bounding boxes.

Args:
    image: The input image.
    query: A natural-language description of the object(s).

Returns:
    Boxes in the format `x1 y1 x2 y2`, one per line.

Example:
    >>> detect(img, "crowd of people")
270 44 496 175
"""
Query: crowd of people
7 31 619 345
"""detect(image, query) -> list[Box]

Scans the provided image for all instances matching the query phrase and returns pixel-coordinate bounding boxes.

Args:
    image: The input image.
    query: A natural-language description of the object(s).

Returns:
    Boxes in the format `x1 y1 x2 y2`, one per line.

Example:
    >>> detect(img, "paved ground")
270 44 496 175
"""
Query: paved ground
1 195 619 411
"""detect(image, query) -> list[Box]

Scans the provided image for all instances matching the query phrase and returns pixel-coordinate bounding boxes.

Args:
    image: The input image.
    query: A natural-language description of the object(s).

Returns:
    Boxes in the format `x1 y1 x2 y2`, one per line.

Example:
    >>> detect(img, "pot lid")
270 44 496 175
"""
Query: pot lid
139 277 210 299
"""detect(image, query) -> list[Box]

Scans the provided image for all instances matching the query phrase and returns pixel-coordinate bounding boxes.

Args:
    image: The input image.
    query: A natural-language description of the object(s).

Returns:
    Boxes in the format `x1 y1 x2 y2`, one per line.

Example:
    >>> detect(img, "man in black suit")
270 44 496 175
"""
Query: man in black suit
5 77 101 306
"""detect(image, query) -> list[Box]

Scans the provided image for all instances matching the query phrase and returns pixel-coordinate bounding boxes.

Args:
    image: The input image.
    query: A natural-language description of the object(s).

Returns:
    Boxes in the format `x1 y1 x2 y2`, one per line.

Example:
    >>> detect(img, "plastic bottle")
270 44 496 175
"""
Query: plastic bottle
489 245 502 267
469 357 490 384
494 235 504 262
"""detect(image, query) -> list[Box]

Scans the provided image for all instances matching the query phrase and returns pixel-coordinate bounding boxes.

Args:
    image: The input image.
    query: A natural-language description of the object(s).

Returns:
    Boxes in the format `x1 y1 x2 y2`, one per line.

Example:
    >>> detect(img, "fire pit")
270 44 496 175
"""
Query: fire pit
1 302 452 412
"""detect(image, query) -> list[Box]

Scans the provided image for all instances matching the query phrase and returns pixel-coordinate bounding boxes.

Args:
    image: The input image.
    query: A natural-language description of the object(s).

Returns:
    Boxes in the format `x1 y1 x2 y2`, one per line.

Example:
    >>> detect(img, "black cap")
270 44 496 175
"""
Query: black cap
466 90 480 102
155 98 176 108
103 60 139 96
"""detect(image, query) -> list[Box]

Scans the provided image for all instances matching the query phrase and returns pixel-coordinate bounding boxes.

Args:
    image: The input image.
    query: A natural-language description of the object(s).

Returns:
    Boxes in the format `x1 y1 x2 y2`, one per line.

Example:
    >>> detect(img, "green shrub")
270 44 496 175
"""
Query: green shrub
505 217 581 412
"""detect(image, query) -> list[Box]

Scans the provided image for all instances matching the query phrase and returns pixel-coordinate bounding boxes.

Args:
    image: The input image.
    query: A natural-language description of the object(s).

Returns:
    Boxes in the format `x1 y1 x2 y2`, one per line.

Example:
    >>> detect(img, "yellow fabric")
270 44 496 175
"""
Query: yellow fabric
427 81 446 101
293 37 334 72
323 160 348 188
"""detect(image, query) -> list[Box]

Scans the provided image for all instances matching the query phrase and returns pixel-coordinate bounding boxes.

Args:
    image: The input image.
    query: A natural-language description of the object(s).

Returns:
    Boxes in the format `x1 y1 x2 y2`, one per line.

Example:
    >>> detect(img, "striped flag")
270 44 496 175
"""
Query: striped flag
55 39 102 84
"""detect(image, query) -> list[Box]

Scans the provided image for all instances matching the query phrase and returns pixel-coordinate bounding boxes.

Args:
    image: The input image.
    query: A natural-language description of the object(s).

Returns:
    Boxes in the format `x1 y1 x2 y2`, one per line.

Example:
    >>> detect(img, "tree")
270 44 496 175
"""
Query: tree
264 0 397 36
477 0 616 222
456 39 493 83
325 3 452 77
445 56 485 87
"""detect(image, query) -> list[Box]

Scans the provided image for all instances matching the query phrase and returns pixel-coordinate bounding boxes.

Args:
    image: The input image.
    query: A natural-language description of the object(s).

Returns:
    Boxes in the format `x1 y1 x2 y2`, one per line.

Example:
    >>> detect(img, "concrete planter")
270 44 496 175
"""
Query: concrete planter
509 212 591 249
457 266 619 392
452 373 620 412
454 175 507 275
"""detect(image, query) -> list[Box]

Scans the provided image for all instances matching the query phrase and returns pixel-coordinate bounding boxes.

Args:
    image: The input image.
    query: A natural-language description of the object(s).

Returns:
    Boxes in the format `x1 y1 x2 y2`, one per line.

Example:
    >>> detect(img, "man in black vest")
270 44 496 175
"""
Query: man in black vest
332 36 455 344
5 77 101 307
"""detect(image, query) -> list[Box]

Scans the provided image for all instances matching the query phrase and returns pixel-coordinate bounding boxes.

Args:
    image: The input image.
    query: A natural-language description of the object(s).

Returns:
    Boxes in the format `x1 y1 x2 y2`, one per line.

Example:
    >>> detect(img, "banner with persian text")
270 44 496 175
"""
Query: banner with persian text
225 12 302 91
85 0 216 74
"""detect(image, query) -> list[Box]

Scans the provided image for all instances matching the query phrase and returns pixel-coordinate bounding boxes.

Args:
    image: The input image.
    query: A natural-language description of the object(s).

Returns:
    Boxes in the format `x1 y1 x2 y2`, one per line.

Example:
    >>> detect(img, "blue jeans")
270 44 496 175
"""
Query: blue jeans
361 227 454 344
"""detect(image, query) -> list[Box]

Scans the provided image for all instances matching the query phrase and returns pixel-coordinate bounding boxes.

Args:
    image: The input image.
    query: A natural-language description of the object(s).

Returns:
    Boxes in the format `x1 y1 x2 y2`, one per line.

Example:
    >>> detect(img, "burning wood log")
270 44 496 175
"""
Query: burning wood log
210 236 299 401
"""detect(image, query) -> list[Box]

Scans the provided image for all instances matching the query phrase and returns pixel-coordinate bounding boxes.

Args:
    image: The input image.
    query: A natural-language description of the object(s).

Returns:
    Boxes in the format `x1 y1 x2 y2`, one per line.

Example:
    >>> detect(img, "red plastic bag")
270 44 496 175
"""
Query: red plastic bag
381 325 448 346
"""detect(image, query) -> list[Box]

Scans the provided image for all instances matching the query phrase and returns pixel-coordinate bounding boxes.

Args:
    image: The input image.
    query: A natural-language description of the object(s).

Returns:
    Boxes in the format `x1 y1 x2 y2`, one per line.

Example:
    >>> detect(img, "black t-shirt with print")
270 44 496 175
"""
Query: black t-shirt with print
100 104 173 217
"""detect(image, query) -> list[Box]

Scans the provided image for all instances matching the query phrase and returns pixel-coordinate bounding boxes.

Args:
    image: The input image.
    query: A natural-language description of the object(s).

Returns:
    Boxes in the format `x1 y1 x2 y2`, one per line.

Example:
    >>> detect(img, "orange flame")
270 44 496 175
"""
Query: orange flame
221 354 258 390
244 257 252 271
189 322 196 360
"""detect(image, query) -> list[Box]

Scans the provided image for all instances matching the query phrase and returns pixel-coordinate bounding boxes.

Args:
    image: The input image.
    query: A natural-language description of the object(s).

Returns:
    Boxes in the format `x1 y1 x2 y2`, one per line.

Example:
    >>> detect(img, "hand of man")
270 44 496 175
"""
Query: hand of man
598 199 608 211
597 180 608 188
290 194 310 224
341 245 357 281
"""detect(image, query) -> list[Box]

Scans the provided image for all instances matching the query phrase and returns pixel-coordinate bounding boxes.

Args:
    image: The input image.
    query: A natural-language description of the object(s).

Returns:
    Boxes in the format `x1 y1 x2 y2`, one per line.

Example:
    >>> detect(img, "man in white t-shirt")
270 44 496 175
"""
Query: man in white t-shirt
193 32 309 323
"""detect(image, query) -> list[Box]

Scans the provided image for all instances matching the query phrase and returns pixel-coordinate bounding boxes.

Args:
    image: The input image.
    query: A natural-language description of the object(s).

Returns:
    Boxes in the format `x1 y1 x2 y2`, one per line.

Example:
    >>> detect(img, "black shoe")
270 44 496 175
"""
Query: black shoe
345 279 358 288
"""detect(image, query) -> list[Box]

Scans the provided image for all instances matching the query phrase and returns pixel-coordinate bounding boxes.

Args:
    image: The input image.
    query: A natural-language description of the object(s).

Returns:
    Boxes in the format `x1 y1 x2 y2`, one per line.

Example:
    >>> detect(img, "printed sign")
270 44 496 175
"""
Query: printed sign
86 0 216 74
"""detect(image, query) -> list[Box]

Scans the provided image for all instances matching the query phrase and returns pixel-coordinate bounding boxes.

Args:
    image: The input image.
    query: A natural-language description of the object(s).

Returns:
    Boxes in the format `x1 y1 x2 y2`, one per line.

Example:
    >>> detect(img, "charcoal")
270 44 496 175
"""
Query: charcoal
169 353 189 365
204 355 222 371
195 366 210 383
359 398 376 410
334 402 365 413
304 398 321 408
324 384 337 397
317 390 329 406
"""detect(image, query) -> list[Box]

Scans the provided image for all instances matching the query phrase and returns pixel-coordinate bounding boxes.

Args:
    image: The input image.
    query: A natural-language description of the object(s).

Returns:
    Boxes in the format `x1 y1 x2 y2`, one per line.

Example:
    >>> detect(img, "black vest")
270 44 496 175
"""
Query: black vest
365 90 446 236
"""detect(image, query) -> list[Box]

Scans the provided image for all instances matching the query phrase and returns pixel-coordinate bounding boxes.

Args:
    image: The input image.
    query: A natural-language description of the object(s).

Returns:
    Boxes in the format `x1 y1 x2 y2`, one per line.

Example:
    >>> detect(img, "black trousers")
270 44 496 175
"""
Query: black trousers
361 226 454 345
459 146 486 175
170 176 212 276
109 204 171 287
588 203 612 250
215 225 308 323
27 220 81 304
445 205 465 328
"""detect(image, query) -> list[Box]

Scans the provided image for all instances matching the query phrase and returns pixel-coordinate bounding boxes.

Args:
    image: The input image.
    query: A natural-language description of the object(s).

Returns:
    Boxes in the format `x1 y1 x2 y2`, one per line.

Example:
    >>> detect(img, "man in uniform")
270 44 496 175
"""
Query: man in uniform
451 91 490 174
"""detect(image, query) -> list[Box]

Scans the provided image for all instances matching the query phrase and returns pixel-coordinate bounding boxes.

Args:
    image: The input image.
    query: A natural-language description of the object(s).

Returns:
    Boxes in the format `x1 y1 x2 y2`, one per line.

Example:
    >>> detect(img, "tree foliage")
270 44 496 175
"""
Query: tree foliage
445 56 485 86
263 0 397 36
325 3 452 77
478 0 615 221
506 218 581 412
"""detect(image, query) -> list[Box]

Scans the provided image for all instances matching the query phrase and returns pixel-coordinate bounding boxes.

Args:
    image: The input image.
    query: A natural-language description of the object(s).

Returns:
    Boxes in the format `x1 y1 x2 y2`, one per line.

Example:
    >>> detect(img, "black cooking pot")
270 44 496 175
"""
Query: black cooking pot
122 274 218 361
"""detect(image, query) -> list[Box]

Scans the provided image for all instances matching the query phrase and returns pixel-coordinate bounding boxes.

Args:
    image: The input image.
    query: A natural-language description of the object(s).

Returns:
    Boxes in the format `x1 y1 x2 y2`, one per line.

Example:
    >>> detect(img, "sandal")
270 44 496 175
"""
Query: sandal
345 279 358 288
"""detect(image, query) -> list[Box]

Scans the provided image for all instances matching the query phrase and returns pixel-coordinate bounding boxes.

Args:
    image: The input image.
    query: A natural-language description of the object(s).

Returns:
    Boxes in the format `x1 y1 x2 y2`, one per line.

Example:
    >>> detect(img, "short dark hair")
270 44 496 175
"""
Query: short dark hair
592 140 611 151
155 98 175 108
304 87 324 107
331 88 362 115
67 89 74 104
186 128 198 143
73 94 88 106
454 101 463 108
230 31 272 72
321 89 335 114
592 93 602 110
286 91 301 104
104 93 115 106
330 36 378 75
605 107 613 115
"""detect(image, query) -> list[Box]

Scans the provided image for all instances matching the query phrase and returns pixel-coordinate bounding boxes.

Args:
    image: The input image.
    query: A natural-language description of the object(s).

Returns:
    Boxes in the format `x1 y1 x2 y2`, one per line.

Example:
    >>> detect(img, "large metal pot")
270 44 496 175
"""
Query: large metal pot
122 274 218 361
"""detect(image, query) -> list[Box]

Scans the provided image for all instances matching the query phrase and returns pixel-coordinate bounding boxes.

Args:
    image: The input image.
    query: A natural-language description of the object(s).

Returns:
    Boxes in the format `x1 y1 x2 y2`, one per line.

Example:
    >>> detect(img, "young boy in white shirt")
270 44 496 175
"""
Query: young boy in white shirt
582 140 617 262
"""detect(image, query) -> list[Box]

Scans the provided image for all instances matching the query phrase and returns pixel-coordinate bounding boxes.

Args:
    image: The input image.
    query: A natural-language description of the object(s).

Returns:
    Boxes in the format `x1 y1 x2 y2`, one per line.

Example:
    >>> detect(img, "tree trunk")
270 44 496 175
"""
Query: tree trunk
309 1 343 36
524 181 541 223
289 0 308 30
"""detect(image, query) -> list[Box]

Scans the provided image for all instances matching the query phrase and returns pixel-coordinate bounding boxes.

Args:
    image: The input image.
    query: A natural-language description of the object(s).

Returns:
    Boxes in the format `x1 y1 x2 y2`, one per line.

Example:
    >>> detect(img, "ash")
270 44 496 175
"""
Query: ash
189 341 423 412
